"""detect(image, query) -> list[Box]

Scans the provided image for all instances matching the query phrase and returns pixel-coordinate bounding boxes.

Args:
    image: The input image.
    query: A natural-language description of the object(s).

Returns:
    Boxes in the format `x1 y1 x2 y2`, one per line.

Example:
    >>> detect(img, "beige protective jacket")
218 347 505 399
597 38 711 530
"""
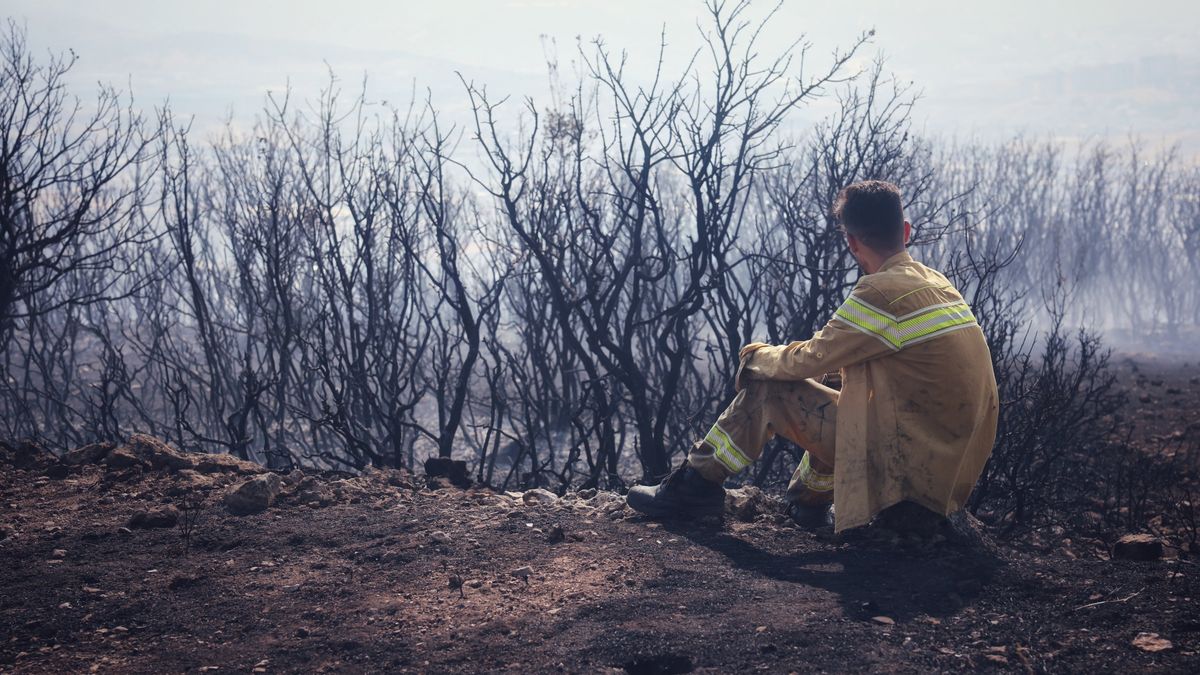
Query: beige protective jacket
740 251 999 531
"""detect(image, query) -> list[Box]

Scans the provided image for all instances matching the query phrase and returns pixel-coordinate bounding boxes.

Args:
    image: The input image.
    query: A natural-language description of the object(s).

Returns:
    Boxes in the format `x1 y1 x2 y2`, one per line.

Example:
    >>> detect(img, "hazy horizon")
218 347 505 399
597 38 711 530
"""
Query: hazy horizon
2 0 1197 155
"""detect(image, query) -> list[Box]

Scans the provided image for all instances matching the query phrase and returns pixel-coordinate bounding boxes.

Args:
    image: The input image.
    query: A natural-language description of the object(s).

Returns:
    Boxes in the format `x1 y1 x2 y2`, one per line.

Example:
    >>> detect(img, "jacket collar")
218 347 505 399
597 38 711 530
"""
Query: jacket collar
878 250 913 273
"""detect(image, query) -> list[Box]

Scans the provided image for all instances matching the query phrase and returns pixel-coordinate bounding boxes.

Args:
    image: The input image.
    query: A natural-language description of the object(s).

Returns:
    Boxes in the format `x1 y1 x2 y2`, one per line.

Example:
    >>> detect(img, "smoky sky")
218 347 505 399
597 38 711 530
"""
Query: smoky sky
3 0 1197 153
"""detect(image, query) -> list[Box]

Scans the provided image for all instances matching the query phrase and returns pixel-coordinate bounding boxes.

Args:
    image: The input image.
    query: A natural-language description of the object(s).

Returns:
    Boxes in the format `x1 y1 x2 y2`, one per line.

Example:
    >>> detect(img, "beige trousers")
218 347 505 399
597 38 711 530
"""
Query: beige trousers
687 378 838 506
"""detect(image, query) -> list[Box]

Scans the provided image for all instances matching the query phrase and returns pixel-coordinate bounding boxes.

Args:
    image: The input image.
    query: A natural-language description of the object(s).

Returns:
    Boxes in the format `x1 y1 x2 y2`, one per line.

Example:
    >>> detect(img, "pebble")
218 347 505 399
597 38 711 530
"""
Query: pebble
1112 533 1163 561
522 489 558 506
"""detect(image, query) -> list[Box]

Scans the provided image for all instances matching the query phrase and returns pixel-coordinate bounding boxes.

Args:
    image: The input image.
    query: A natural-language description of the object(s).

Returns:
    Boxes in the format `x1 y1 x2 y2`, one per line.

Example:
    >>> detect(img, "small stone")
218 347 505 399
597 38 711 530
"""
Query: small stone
51 549 67 558
168 574 204 590
547 524 565 543
511 566 533 582
587 491 624 509
117 526 132 535
871 616 895 626
522 489 558 506
984 654 1009 665
223 473 283 516
127 506 179 529
726 486 775 522
1132 632 1173 652
292 477 334 507
1112 533 1163 561
430 531 452 545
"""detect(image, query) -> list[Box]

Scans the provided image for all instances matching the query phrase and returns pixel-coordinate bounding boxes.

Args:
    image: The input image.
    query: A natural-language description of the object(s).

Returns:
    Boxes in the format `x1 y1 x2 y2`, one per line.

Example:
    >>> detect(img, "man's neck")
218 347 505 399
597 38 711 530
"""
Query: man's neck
861 248 906 274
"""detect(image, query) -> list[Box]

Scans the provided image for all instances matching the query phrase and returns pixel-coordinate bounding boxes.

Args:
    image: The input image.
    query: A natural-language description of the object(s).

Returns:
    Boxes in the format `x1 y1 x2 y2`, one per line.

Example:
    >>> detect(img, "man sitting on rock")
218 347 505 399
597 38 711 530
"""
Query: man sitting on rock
626 180 999 531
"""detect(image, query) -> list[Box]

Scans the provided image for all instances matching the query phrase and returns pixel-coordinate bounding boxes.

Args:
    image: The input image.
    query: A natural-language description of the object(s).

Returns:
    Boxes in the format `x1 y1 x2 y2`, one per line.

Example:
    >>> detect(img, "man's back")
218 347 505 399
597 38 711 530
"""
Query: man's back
832 252 999 530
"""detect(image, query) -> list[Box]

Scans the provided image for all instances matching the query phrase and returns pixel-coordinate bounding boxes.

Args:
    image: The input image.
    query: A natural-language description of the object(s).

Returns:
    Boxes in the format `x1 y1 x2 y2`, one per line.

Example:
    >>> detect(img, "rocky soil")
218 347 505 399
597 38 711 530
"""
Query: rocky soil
1 353 1198 673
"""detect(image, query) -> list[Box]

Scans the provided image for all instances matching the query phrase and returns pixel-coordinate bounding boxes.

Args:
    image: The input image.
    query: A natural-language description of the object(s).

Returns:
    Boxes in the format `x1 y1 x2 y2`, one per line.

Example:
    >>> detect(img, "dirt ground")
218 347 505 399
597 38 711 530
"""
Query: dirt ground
1 357 1198 674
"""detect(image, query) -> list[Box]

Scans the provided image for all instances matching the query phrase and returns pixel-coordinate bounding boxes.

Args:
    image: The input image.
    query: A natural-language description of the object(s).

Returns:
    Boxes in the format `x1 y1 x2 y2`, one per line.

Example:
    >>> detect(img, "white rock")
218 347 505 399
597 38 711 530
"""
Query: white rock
522 489 558 506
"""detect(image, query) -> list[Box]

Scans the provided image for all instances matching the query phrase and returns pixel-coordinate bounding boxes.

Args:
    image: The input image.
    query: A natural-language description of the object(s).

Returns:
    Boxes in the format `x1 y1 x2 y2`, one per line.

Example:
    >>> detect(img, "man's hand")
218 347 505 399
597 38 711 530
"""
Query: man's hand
735 342 770 391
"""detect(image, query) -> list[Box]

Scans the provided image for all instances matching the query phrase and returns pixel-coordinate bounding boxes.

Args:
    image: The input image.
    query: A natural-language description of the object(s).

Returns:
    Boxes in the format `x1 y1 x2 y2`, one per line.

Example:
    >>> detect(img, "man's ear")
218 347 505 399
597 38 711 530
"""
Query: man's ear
846 232 861 256
903 220 912 246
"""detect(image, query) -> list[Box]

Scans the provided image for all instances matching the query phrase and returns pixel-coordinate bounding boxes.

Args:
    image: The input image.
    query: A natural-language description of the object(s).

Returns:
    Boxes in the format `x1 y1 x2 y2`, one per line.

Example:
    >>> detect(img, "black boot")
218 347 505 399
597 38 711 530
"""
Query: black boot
787 501 834 529
626 464 725 518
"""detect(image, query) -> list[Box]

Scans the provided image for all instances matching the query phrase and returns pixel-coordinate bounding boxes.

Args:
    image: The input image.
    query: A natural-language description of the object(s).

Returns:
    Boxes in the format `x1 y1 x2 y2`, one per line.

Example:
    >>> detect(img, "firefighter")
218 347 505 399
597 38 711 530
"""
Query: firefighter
626 180 999 531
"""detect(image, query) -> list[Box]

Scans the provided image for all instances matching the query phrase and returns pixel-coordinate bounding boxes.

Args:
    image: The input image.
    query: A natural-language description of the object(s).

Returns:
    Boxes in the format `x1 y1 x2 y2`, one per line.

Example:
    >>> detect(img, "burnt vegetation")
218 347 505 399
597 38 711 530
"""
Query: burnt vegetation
1 2 1197 549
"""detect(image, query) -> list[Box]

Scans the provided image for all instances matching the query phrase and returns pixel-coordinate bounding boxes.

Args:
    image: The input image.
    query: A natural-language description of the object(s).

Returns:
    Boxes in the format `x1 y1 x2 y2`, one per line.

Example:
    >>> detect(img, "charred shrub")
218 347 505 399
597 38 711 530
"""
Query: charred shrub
967 318 1125 536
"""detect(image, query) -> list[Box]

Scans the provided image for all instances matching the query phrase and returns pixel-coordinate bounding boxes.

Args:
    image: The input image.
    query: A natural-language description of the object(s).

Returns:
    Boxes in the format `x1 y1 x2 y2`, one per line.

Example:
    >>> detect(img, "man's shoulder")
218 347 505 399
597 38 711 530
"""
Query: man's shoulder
853 259 962 315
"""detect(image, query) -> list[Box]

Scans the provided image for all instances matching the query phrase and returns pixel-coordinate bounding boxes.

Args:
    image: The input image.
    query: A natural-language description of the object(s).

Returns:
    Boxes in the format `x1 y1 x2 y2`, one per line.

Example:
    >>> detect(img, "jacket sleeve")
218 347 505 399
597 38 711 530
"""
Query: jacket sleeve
737 281 898 387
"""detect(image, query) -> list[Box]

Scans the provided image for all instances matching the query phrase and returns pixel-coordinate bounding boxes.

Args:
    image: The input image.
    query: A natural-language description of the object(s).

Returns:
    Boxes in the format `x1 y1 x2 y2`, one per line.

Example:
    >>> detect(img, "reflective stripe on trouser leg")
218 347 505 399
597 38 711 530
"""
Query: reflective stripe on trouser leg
795 452 833 493
702 422 753 474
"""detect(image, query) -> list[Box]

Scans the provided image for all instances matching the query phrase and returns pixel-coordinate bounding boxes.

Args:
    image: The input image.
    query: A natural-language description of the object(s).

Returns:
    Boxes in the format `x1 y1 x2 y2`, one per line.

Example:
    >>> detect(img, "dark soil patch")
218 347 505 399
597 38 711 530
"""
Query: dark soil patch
0 357 1198 673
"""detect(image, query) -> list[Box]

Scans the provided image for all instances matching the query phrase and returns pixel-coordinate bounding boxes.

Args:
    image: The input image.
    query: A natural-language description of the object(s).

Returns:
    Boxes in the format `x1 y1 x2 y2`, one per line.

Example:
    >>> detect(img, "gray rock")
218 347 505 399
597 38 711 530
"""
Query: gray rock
522 488 558 506
224 473 283 516
725 486 777 522
127 506 180 529
587 491 624 509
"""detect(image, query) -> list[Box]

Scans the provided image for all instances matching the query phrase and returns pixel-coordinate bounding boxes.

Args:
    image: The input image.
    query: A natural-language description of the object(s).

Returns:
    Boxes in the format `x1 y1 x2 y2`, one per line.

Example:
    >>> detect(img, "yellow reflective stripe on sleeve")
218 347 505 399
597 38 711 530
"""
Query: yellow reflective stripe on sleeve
703 423 753 474
834 294 978 350
796 452 833 492
835 298 902 350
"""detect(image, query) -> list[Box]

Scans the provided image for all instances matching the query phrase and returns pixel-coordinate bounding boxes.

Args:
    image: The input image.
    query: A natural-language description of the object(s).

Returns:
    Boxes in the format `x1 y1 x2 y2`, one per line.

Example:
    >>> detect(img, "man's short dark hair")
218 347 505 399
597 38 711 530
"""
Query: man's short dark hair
832 180 906 251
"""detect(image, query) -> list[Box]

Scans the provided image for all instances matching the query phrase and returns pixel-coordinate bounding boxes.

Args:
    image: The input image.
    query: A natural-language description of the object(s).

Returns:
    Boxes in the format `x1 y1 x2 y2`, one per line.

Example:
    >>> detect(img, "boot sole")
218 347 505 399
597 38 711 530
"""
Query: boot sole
625 495 725 520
